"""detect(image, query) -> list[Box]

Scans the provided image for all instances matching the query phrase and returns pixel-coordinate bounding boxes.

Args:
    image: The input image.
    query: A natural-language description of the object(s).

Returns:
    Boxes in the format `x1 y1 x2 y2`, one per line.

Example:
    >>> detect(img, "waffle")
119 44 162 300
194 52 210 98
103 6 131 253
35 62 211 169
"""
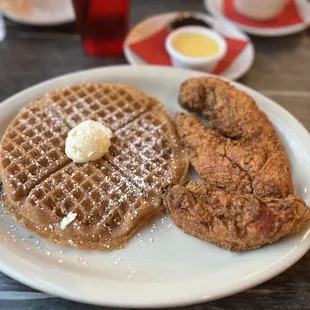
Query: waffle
0 83 188 250
0 100 71 204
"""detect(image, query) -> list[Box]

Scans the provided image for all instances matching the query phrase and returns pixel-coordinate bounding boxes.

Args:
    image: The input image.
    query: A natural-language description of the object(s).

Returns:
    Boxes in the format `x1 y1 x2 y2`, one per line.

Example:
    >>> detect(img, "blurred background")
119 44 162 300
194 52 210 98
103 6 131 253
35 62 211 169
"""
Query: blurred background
0 0 309 117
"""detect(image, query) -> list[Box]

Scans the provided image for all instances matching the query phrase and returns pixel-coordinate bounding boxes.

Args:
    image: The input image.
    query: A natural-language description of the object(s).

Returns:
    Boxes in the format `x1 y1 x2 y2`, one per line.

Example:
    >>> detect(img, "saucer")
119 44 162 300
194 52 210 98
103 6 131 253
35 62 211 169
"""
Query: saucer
0 0 75 26
205 0 310 37
124 12 255 80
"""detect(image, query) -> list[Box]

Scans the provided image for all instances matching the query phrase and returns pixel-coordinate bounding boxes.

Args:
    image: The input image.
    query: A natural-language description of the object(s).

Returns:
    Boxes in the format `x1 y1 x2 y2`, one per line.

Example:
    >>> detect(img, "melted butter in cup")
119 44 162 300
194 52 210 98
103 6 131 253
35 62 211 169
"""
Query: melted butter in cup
165 26 227 72
172 33 220 58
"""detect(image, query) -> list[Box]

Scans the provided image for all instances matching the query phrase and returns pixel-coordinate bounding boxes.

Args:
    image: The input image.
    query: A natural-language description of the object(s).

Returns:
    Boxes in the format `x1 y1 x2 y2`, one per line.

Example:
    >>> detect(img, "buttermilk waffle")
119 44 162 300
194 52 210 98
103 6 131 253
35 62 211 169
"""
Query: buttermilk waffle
0 83 188 250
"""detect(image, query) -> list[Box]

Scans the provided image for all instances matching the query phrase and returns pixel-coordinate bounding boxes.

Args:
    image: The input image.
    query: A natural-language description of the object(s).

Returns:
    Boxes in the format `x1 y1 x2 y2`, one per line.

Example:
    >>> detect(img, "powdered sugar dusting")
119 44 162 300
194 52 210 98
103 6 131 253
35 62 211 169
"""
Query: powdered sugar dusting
0 83 185 252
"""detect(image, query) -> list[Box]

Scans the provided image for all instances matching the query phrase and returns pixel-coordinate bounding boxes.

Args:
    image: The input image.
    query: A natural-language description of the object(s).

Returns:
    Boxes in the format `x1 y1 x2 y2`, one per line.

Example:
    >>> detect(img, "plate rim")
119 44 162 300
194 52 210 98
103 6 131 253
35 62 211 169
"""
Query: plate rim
205 0 310 37
123 11 255 80
2 0 75 26
0 65 310 308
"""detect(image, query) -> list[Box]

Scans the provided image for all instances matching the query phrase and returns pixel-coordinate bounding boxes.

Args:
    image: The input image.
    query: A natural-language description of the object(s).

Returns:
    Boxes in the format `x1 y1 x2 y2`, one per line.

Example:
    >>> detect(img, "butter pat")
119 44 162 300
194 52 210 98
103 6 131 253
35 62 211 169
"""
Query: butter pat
59 212 77 230
65 120 113 163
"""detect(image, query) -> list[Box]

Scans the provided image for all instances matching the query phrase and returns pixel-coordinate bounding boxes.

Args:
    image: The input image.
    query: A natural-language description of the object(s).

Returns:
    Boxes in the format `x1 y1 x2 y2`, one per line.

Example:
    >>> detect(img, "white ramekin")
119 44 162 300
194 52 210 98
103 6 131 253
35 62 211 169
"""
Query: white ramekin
165 26 227 73
234 0 289 21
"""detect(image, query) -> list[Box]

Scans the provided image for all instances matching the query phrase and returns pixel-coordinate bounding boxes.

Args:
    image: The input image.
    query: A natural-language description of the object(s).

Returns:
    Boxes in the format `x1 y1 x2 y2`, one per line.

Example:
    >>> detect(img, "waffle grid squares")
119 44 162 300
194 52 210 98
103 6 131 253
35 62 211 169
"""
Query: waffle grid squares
0 82 187 249
47 83 155 131
27 161 142 229
1 104 71 199
106 110 174 192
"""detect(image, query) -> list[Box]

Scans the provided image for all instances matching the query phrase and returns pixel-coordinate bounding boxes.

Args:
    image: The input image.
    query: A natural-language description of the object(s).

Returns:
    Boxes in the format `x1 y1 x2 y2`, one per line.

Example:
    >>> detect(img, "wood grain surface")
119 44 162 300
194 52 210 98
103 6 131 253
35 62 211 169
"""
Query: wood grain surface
0 0 310 309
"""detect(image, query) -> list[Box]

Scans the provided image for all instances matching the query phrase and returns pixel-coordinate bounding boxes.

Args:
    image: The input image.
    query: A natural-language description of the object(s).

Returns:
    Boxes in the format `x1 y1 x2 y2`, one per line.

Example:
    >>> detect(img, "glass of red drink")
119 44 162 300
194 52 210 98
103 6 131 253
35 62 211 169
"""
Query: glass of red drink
72 0 129 57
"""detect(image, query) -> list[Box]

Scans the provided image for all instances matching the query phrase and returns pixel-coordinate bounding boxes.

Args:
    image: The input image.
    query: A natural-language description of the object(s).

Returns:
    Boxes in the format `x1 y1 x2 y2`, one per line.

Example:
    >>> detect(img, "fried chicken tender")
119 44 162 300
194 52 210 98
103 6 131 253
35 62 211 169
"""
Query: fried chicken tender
176 113 253 194
164 77 309 251
178 77 293 198
165 182 310 251
176 113 293 198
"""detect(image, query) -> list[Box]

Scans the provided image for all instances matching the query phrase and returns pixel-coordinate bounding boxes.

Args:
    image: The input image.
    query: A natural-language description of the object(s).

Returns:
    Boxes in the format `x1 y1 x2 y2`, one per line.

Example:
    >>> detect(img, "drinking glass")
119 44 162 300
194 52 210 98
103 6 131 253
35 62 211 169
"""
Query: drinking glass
72 0 130 57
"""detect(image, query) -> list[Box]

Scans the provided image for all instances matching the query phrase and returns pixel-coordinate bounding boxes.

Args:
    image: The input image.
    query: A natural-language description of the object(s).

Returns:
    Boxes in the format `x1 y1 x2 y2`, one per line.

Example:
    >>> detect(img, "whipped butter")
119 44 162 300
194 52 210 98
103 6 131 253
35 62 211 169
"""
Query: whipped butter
65 120 113 163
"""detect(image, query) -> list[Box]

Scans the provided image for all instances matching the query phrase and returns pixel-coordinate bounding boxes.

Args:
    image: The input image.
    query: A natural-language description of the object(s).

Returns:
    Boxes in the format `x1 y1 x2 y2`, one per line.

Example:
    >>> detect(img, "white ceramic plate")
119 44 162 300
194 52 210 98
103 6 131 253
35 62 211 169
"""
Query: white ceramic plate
205 0 310 37
124 12 255 80
2 0 75 26
0 66 310 308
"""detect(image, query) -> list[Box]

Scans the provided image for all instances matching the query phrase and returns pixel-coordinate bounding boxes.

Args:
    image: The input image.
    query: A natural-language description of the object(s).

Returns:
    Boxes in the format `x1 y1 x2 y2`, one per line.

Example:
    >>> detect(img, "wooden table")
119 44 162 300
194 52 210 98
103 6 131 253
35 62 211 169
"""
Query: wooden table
0 0 310 309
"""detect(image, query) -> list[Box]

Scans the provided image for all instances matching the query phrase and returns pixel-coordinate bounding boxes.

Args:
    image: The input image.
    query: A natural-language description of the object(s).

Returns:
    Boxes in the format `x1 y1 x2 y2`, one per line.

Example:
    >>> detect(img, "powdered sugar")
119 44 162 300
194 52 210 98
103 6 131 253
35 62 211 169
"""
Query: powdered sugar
0 83 185 251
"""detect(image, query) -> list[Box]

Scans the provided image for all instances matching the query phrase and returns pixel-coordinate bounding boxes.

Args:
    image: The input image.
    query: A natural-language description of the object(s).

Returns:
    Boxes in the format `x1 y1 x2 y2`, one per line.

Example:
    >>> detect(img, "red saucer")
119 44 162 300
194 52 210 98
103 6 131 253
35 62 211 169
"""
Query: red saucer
223 0 304 28
129 25 248 75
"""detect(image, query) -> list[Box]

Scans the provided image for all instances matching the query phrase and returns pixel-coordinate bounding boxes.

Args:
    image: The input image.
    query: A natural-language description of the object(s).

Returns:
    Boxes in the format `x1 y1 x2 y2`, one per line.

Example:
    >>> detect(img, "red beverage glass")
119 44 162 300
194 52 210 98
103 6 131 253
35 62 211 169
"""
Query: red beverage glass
72 0 129 57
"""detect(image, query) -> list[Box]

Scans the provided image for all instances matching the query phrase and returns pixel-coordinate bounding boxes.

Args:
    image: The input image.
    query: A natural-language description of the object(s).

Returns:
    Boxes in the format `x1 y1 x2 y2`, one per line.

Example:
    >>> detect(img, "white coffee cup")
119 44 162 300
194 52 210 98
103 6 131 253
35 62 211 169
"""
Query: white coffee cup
234 0 289 21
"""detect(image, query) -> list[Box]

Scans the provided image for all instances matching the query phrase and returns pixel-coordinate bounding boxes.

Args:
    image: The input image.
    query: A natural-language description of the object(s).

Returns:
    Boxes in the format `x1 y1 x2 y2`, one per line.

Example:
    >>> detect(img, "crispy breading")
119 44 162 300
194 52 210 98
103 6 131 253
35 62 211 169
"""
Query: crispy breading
165 182 310 251
164 77 309 251
178 77 293 198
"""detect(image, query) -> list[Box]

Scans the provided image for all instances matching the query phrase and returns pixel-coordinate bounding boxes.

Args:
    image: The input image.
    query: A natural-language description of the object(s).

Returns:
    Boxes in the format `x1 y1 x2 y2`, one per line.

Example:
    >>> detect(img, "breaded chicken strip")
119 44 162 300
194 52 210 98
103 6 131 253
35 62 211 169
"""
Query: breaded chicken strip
178 77 293 198
164 77 309 251
176 113 293 198
176 113 252 194
165 182 310 251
